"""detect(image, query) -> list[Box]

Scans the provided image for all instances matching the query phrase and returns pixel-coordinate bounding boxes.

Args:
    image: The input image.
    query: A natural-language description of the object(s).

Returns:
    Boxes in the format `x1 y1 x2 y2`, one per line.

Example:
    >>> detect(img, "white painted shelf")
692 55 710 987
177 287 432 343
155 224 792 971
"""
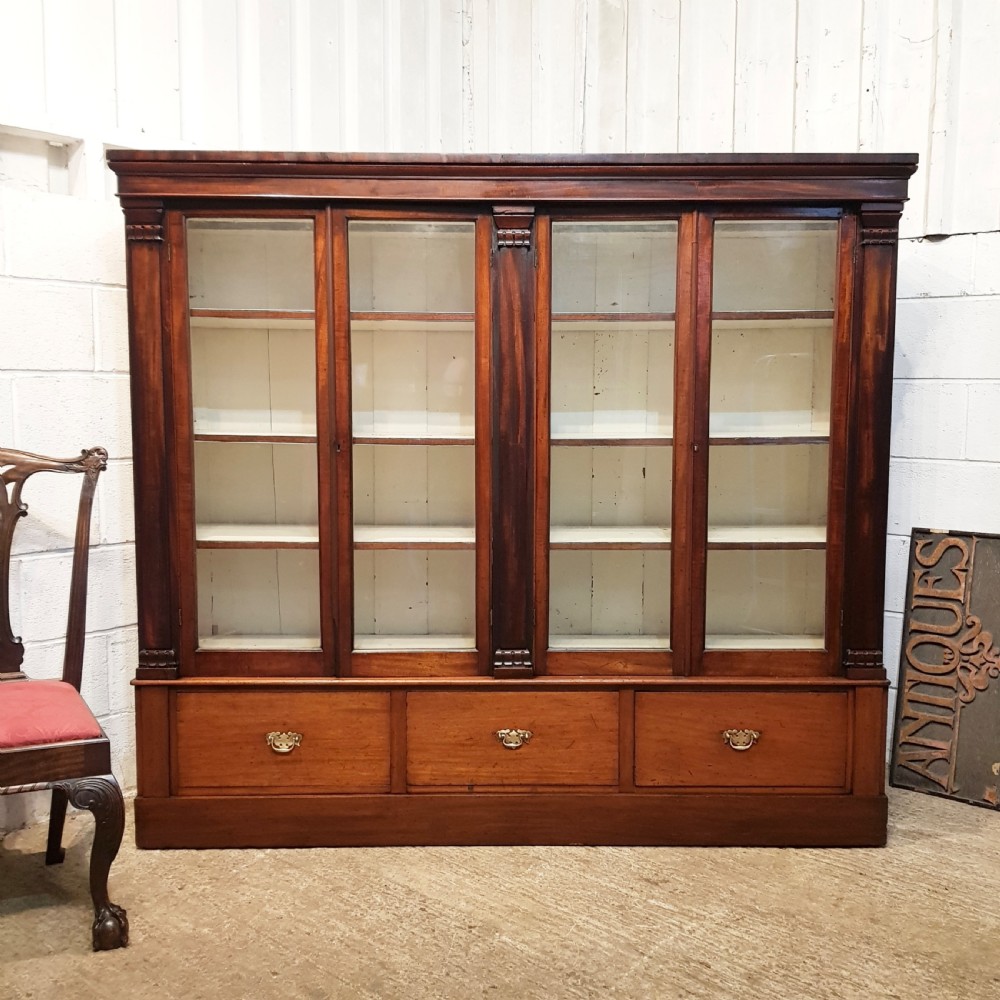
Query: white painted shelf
551 317 675 331
550 526 671 548
354 634 476 651
711 316 834 329
352 426 475 443
707 524 826 547
196 524 319 546
354 525 475 548
551 429 673 443
190 312 315 330
551 424 674 441
708 413 830 444
194 425 317 441
549 635 670 650
704 634 825 650
198 635 321 651
709 423 830 442
350 316 474 332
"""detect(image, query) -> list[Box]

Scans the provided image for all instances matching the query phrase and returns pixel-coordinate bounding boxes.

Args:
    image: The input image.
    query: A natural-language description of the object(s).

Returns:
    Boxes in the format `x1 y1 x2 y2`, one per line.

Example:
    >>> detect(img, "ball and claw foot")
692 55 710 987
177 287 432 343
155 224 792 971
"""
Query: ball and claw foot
93 903 129 951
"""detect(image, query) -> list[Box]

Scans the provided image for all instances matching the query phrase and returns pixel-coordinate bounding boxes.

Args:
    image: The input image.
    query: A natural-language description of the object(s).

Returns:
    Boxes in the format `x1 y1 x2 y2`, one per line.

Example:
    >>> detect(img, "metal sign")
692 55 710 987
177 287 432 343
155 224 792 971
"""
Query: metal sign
890 529 1000 808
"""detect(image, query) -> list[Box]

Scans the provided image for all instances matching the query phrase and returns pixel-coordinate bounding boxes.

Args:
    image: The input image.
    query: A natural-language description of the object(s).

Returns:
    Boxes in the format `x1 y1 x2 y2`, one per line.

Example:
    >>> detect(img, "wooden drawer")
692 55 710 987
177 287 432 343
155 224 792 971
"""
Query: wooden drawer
174 691 391 795
634 692 849 789
407 692 619 788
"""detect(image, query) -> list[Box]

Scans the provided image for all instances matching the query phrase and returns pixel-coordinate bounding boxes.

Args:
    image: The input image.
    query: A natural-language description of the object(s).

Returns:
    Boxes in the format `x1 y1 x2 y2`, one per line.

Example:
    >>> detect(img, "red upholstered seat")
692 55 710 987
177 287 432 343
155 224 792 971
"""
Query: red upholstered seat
0 679 104 749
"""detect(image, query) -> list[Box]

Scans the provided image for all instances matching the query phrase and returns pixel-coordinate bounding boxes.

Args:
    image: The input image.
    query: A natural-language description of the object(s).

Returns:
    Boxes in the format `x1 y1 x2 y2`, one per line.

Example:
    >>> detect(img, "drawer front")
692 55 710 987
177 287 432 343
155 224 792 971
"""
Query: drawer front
174 691 391 794
407 692 619 788
634 692 849 789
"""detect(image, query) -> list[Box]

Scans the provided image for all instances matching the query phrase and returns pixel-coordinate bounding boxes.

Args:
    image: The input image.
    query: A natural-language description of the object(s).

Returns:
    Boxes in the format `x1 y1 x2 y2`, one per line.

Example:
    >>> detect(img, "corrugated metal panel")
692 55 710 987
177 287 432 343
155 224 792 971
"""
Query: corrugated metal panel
734 0 796 152
926 0 1000 234
678 0 737 152
1 0 997 237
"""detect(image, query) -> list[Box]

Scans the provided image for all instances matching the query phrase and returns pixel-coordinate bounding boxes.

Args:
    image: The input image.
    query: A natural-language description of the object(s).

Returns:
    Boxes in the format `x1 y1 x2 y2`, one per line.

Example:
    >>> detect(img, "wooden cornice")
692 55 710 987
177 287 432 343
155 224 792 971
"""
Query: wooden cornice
107 151 919 205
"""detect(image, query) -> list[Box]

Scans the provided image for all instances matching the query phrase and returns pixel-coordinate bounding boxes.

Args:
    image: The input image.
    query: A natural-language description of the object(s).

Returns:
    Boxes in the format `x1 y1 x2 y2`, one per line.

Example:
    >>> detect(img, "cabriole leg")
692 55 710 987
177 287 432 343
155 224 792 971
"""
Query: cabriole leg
55 775 129 950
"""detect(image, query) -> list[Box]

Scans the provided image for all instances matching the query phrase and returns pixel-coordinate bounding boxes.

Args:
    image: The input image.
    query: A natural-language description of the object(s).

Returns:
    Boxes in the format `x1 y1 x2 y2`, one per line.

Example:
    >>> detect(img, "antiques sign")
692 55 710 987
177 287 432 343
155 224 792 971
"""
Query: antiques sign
890 529 1000 807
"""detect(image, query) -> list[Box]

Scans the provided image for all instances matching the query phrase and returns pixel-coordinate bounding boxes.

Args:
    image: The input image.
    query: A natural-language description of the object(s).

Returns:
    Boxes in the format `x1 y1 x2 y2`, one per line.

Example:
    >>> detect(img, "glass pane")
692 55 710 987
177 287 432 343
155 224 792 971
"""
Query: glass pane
707 220 837 650
705 550 825 649
354 550 475 650
188 219 314 311
349 221 474 313
349 221 476 652
351 320 474 438
194 442 317 528
197 550 320 650
550 325 674 439
709 318 832 437
712 220 837 312
708 445 828 530
551 446 671 530
550 551 670 650
187 219 318 652
353 445 474 528
191 321 315 436
549 221 677 652
552 221 677 313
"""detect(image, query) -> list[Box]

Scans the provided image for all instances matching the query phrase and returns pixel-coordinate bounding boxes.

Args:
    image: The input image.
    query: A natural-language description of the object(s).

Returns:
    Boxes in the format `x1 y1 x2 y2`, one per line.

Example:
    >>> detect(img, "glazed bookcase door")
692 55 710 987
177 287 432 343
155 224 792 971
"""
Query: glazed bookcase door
346 220 480 665
701 216 844 671
182 216 325 666
544 219 677 672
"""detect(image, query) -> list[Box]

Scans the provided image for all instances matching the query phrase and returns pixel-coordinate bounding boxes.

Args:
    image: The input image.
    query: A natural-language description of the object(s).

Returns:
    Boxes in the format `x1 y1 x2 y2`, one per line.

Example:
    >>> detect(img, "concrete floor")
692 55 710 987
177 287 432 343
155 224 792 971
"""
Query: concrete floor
2 787 998 1000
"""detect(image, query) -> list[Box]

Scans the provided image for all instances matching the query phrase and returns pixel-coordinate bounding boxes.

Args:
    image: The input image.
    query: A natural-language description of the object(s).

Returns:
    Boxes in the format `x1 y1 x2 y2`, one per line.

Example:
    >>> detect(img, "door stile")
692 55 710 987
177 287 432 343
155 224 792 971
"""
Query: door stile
315 209 338 672
330 210 355 674
475 215 495 672
684 212 715 673
165 210 198 667
823 213 857 674
531 214 553 674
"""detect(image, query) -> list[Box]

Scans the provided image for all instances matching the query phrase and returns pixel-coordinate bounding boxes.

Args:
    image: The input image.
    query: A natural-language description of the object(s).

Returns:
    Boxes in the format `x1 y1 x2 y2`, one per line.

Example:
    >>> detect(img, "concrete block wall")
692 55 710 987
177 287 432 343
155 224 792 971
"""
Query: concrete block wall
2 0 999 831
1 138 138 829
885 232 1000 729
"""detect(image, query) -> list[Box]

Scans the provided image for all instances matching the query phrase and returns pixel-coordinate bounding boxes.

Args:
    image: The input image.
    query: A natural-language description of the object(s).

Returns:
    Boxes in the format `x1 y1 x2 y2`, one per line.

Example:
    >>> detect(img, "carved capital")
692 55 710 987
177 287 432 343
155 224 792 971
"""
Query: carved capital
859 202 903 247
123 200 165 242
493 205 535 250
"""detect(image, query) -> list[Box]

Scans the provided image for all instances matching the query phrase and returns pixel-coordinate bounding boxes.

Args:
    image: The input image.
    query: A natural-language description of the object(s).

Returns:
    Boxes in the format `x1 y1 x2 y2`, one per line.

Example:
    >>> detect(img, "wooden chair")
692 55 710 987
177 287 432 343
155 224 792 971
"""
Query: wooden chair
0 446 128 950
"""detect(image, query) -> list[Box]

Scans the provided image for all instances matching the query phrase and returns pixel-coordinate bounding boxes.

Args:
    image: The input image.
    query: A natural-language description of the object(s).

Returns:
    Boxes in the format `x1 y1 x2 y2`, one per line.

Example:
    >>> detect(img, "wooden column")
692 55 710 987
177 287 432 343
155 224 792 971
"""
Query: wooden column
842 202 904 680
490 206 536 678
122 200 178 680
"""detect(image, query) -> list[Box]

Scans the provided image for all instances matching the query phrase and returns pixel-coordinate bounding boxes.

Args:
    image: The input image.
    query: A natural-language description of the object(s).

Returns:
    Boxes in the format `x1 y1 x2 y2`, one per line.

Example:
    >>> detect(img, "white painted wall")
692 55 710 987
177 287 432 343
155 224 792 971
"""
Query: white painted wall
1 0 998 829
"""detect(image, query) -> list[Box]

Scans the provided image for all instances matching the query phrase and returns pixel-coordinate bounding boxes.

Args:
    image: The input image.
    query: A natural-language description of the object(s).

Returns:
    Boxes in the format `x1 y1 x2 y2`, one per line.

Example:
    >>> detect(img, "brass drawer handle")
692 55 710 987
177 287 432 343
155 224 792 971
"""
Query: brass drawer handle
722 728 760 751
495 728 533 750
266 731 302 754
